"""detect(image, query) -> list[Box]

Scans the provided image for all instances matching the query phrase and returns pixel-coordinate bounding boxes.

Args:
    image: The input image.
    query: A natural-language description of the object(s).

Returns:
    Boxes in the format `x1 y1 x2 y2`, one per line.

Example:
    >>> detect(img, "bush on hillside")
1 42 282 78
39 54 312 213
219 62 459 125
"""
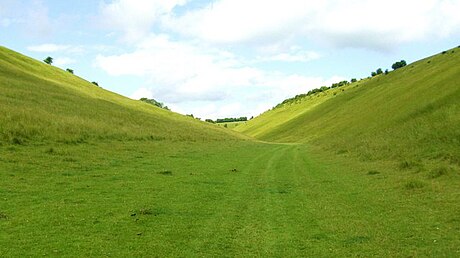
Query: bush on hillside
43 56 53 65
391 60 407 70
140 98 170 111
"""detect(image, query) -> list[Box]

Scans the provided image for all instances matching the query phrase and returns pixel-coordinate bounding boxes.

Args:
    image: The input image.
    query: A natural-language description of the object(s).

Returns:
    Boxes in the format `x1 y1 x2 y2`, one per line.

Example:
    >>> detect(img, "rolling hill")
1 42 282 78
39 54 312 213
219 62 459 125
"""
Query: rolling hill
0 46 245 145
236 46 460 169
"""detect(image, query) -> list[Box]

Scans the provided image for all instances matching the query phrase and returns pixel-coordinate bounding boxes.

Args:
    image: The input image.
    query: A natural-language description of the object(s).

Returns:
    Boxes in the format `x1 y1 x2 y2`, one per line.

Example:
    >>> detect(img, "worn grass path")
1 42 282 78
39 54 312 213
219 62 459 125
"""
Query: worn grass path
1 141 459 256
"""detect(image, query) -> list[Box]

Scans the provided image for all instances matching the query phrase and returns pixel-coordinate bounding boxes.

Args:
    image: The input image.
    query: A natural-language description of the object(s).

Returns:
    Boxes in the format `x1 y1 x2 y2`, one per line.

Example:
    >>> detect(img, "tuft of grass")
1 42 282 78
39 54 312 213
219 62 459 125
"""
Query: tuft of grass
428 166 449 179
138 208 153 215
11 137 24 145
404 180 426 190
0 212 8 220
398 160 422 171
367 170 380 175
158 170 173 176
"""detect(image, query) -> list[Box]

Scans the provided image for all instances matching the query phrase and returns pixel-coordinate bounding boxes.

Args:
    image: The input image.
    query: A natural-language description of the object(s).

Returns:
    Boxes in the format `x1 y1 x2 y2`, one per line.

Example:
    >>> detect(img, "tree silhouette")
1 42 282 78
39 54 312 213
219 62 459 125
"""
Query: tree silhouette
44 56 53 65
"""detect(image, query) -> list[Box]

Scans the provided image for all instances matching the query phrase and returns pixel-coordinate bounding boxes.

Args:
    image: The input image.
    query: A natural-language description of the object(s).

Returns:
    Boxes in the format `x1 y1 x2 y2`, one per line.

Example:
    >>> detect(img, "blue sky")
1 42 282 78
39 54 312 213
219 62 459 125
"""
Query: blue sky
1 0 460 119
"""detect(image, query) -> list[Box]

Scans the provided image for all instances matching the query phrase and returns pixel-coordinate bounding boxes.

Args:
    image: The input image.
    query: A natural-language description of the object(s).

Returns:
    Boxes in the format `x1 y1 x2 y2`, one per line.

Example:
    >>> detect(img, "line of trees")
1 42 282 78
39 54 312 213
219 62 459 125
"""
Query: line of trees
391 60 407 70
215 117 248 123
275 58 411 110
139 98 170 111
276 80 352 108
371 60 406 77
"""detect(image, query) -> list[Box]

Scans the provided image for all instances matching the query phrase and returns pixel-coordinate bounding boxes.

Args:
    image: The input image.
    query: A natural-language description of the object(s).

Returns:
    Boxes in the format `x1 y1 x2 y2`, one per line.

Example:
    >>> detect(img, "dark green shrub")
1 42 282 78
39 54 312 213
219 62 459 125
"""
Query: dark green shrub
392 60 407 70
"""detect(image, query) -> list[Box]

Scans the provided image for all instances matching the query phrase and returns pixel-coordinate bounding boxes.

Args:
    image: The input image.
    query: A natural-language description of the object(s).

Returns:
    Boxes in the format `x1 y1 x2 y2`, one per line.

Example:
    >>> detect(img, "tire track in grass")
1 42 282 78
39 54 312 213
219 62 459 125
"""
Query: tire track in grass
223 144 291 256
189 143 287 256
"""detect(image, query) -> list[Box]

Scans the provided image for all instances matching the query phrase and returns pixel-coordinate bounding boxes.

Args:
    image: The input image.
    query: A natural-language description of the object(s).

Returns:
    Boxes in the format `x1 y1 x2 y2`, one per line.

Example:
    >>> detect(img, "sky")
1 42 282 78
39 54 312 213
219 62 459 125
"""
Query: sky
1 0 460 119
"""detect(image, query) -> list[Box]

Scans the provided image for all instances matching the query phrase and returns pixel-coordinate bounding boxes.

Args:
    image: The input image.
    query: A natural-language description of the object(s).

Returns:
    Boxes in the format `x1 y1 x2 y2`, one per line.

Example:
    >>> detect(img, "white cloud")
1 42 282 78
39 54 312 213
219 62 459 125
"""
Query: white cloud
258 49 321 62
167 0 460 50
130 87 154 100
27 44 85 54
1 18 11 27
27 44 69 52
25 0 53 38
96 35 340 118
99 0 188 42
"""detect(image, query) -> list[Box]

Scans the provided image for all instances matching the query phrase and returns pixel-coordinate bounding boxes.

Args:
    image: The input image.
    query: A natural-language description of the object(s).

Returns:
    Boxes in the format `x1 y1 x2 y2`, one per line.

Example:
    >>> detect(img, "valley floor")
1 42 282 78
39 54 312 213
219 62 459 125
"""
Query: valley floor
1 140 459 256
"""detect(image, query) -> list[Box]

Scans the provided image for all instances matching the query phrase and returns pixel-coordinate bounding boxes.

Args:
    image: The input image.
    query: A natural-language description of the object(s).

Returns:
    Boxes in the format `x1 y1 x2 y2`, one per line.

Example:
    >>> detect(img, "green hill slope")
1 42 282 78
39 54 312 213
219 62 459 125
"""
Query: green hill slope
0 46 244 144
236 47 460 167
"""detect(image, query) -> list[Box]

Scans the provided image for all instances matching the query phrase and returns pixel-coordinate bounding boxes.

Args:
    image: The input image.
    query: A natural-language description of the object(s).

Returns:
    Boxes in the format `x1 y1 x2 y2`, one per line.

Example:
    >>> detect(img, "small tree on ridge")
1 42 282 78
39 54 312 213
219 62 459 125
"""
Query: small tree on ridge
44 56 53 65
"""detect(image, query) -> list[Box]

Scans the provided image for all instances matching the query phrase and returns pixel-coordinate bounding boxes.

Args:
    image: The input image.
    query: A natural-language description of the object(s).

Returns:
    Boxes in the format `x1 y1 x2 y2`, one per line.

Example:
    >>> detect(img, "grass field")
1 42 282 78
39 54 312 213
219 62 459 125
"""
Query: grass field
216 121 247 129
2 141 459 256
1 46 460 256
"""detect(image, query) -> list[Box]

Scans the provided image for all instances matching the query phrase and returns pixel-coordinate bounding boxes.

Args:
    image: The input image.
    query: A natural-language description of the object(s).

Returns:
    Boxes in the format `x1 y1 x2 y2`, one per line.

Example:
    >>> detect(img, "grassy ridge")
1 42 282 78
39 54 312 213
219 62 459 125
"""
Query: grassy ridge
0 46 244 144
236 47 460 168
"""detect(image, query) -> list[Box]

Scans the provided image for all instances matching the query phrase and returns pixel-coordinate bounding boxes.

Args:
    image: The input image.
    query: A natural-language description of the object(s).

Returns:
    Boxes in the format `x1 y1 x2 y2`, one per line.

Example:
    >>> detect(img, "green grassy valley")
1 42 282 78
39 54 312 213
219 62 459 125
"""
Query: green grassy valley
1 46 459 256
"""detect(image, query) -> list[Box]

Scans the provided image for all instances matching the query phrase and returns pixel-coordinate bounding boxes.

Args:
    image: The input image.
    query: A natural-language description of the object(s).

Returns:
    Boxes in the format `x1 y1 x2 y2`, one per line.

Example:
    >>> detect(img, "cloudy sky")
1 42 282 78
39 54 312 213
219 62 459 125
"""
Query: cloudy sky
1 0 460 119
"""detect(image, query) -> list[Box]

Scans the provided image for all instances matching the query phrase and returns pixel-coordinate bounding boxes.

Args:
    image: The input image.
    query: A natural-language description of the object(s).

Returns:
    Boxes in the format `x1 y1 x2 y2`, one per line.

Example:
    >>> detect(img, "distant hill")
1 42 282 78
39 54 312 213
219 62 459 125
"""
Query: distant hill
0 46 245 145
236 46 460 167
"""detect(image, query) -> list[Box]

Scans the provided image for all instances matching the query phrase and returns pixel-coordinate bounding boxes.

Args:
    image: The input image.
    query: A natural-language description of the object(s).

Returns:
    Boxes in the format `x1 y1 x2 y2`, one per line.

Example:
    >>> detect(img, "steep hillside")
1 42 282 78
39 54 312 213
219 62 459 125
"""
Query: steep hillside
236 46 460 166
0 46 244 144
